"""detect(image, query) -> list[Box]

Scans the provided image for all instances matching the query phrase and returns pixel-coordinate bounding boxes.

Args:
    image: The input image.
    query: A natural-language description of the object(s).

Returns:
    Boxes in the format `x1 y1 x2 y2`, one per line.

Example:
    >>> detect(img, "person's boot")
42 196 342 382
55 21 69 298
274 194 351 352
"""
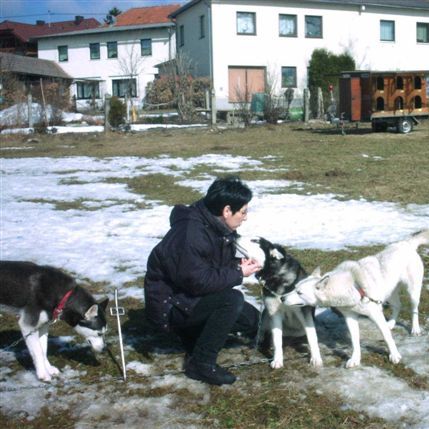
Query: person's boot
184 357 236 385
182 353 191 370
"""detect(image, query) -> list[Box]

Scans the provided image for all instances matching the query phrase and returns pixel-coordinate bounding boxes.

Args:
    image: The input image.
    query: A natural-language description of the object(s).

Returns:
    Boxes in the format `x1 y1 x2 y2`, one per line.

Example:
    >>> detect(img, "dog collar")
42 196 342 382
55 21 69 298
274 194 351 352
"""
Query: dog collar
259 279 295 301
356 286 383 305
53 289 74 320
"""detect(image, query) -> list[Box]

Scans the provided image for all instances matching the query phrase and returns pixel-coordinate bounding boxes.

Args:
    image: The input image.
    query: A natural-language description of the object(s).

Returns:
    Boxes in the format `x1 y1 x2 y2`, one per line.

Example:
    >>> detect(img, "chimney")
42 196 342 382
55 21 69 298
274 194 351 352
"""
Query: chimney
36 20 45 26
74 16 84 25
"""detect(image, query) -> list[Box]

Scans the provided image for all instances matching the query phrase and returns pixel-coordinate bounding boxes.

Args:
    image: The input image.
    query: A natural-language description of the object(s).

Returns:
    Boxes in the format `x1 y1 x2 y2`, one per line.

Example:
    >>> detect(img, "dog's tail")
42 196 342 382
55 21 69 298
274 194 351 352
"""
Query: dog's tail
407 229 429 249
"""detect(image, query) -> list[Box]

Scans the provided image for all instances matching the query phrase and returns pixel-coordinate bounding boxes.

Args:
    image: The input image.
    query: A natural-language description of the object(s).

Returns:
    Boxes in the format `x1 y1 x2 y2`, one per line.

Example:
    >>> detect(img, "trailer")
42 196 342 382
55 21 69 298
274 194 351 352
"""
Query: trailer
339 70 429 133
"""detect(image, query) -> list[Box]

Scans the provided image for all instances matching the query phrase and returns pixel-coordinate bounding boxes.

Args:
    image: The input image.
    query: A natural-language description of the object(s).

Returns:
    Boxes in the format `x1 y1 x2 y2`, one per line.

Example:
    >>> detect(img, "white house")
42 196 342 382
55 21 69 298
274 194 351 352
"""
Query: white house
170 0 429 111
36 5 179 111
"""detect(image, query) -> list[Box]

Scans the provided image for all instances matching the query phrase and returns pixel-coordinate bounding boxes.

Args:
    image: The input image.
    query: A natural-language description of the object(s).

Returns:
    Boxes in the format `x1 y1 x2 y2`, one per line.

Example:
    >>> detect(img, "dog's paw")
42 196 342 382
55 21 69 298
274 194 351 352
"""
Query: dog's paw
389 352 401 364
386 319 396 330
37 371 52 382
47 365 60 377
345 357 361 368
411 326 422 336
310 356 323 368
270 359 284 369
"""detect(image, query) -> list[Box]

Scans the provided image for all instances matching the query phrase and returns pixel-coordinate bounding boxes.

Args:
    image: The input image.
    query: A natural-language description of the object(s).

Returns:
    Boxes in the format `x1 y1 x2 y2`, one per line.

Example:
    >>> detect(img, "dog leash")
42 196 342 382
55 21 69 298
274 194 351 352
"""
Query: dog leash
2 319 58 352
3 290 75 352
355 285 383 305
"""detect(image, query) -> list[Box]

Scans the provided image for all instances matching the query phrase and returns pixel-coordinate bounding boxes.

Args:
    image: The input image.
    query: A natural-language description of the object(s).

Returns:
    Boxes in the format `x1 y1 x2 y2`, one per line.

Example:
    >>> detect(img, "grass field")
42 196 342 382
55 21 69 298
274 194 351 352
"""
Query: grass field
1 120 429 428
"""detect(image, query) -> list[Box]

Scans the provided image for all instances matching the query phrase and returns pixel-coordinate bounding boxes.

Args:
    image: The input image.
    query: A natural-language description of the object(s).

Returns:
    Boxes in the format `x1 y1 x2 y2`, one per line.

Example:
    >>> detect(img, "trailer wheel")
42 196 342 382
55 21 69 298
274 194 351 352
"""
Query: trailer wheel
396 118 413 134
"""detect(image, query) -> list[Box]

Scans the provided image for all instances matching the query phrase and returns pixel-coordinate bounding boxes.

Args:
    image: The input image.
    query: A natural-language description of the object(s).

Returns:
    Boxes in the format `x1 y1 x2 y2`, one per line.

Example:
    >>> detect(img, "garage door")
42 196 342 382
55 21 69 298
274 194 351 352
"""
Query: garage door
228 67 266 102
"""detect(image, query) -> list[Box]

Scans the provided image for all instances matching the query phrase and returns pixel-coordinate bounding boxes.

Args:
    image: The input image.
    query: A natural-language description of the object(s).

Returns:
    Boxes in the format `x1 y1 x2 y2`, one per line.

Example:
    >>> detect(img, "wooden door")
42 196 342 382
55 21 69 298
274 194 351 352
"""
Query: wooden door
350 77 361 121
228 67 265 102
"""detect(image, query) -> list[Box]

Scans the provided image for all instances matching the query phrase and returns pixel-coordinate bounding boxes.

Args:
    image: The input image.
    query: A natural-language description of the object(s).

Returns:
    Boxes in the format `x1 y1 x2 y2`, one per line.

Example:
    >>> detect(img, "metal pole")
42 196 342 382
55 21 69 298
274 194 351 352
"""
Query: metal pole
114 288 127 381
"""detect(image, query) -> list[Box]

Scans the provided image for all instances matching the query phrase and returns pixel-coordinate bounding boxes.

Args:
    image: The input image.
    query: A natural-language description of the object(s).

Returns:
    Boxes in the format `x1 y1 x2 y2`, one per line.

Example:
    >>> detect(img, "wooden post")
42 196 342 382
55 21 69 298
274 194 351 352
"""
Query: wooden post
39 78 49 127
317 87 324 120
104 94 111 132
125 95 130 123
303 88 310 122
27 92 33 128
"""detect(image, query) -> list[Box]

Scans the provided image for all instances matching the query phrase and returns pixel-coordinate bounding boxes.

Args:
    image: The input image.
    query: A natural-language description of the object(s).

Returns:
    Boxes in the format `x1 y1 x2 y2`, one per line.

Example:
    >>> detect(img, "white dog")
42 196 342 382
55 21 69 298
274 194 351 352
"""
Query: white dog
283 230 429 368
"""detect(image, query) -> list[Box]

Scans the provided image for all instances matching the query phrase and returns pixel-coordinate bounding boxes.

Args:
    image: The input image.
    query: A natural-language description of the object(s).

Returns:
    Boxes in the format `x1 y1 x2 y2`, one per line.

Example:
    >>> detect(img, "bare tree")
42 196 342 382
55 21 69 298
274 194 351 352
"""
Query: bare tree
165 51 198 123
263 68 285 124
117 42 146 120
0 54 28 125
231 82 253 126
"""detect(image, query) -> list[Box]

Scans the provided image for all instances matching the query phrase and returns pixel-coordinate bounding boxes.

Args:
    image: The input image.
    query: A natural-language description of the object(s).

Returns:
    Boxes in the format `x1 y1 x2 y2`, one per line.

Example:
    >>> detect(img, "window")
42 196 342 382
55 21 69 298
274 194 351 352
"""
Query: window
413 95 422 108
90 43 100 60
237 12 256 35
200 15 205 38
380 20 395 41
305 16 322 38
279 14 297 37
281 66 297 88
415 76 422 89
417 22 429 43
112 78 137 98
396 76 404 90
58 45 68 62
179 25 184 46
141 38 152 56
107 41 117 58
376 76 384 90
394 96 404 110
76 81 100 100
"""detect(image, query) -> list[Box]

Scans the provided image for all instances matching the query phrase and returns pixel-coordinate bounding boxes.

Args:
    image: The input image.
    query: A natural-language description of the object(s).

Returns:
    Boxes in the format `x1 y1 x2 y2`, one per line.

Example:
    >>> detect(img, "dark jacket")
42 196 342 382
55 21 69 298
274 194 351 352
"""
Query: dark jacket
144 199 243 331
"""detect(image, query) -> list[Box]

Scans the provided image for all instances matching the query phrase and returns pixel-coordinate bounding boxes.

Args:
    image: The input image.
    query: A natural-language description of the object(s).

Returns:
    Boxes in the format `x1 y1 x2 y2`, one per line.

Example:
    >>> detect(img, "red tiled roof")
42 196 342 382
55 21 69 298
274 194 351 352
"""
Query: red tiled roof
113 4 180 26
0 18 100 42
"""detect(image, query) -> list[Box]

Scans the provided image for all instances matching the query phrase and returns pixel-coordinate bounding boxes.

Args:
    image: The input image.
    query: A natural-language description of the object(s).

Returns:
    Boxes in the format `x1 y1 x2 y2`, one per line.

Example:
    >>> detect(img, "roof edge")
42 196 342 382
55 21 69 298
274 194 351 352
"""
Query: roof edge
169 0 429 18
32 22 175 40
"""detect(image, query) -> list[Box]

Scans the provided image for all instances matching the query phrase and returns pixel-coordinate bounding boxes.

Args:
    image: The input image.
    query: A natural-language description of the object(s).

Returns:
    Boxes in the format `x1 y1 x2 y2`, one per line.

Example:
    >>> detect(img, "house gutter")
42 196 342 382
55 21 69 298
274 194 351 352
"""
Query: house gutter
304 0 429 12
205 0 213 85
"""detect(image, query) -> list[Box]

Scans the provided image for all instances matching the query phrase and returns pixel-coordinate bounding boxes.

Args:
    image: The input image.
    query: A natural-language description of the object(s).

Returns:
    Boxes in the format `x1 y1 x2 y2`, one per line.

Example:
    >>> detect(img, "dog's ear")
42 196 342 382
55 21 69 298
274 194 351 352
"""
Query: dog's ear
98 298 109 312
316 274 330 290
85 304 99 320
269 248 284 260
311 267 322 277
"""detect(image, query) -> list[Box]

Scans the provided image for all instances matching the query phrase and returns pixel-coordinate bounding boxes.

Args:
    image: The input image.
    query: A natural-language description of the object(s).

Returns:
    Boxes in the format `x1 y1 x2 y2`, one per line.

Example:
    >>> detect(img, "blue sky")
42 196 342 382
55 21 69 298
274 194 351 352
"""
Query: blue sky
0 0 185 24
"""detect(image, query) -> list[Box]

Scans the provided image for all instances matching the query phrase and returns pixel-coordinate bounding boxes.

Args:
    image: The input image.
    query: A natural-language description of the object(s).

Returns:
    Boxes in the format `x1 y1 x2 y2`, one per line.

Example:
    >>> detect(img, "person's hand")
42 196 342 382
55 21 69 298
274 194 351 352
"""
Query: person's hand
240 258 262 277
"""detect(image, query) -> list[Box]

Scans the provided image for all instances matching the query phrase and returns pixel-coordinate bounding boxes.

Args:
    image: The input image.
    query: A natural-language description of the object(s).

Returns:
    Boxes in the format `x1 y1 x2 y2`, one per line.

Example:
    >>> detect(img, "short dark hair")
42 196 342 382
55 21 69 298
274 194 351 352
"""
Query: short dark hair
203 176 252 216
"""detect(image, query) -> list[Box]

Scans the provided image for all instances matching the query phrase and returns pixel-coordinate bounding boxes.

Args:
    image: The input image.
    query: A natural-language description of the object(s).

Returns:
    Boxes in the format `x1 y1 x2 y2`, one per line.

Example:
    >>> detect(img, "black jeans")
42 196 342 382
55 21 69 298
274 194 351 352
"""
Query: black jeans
170 288 260 364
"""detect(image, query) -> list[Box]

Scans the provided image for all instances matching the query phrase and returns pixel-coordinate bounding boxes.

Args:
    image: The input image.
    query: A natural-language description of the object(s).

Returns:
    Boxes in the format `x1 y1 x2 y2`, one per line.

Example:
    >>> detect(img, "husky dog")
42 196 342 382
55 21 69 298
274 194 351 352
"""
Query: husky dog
236 237 323 369
0 261 109 382
283 230 429 368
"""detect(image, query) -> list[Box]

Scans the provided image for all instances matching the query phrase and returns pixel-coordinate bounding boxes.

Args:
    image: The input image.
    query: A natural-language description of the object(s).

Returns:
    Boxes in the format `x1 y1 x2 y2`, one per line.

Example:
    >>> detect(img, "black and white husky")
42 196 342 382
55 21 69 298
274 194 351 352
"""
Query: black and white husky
236 237 323 369
0 261 109 382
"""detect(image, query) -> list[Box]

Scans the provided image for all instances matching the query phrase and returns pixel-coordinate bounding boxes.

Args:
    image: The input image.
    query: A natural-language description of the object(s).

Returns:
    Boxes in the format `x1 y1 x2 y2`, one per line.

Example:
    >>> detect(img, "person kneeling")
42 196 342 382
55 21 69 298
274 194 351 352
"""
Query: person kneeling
144 176 261 385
